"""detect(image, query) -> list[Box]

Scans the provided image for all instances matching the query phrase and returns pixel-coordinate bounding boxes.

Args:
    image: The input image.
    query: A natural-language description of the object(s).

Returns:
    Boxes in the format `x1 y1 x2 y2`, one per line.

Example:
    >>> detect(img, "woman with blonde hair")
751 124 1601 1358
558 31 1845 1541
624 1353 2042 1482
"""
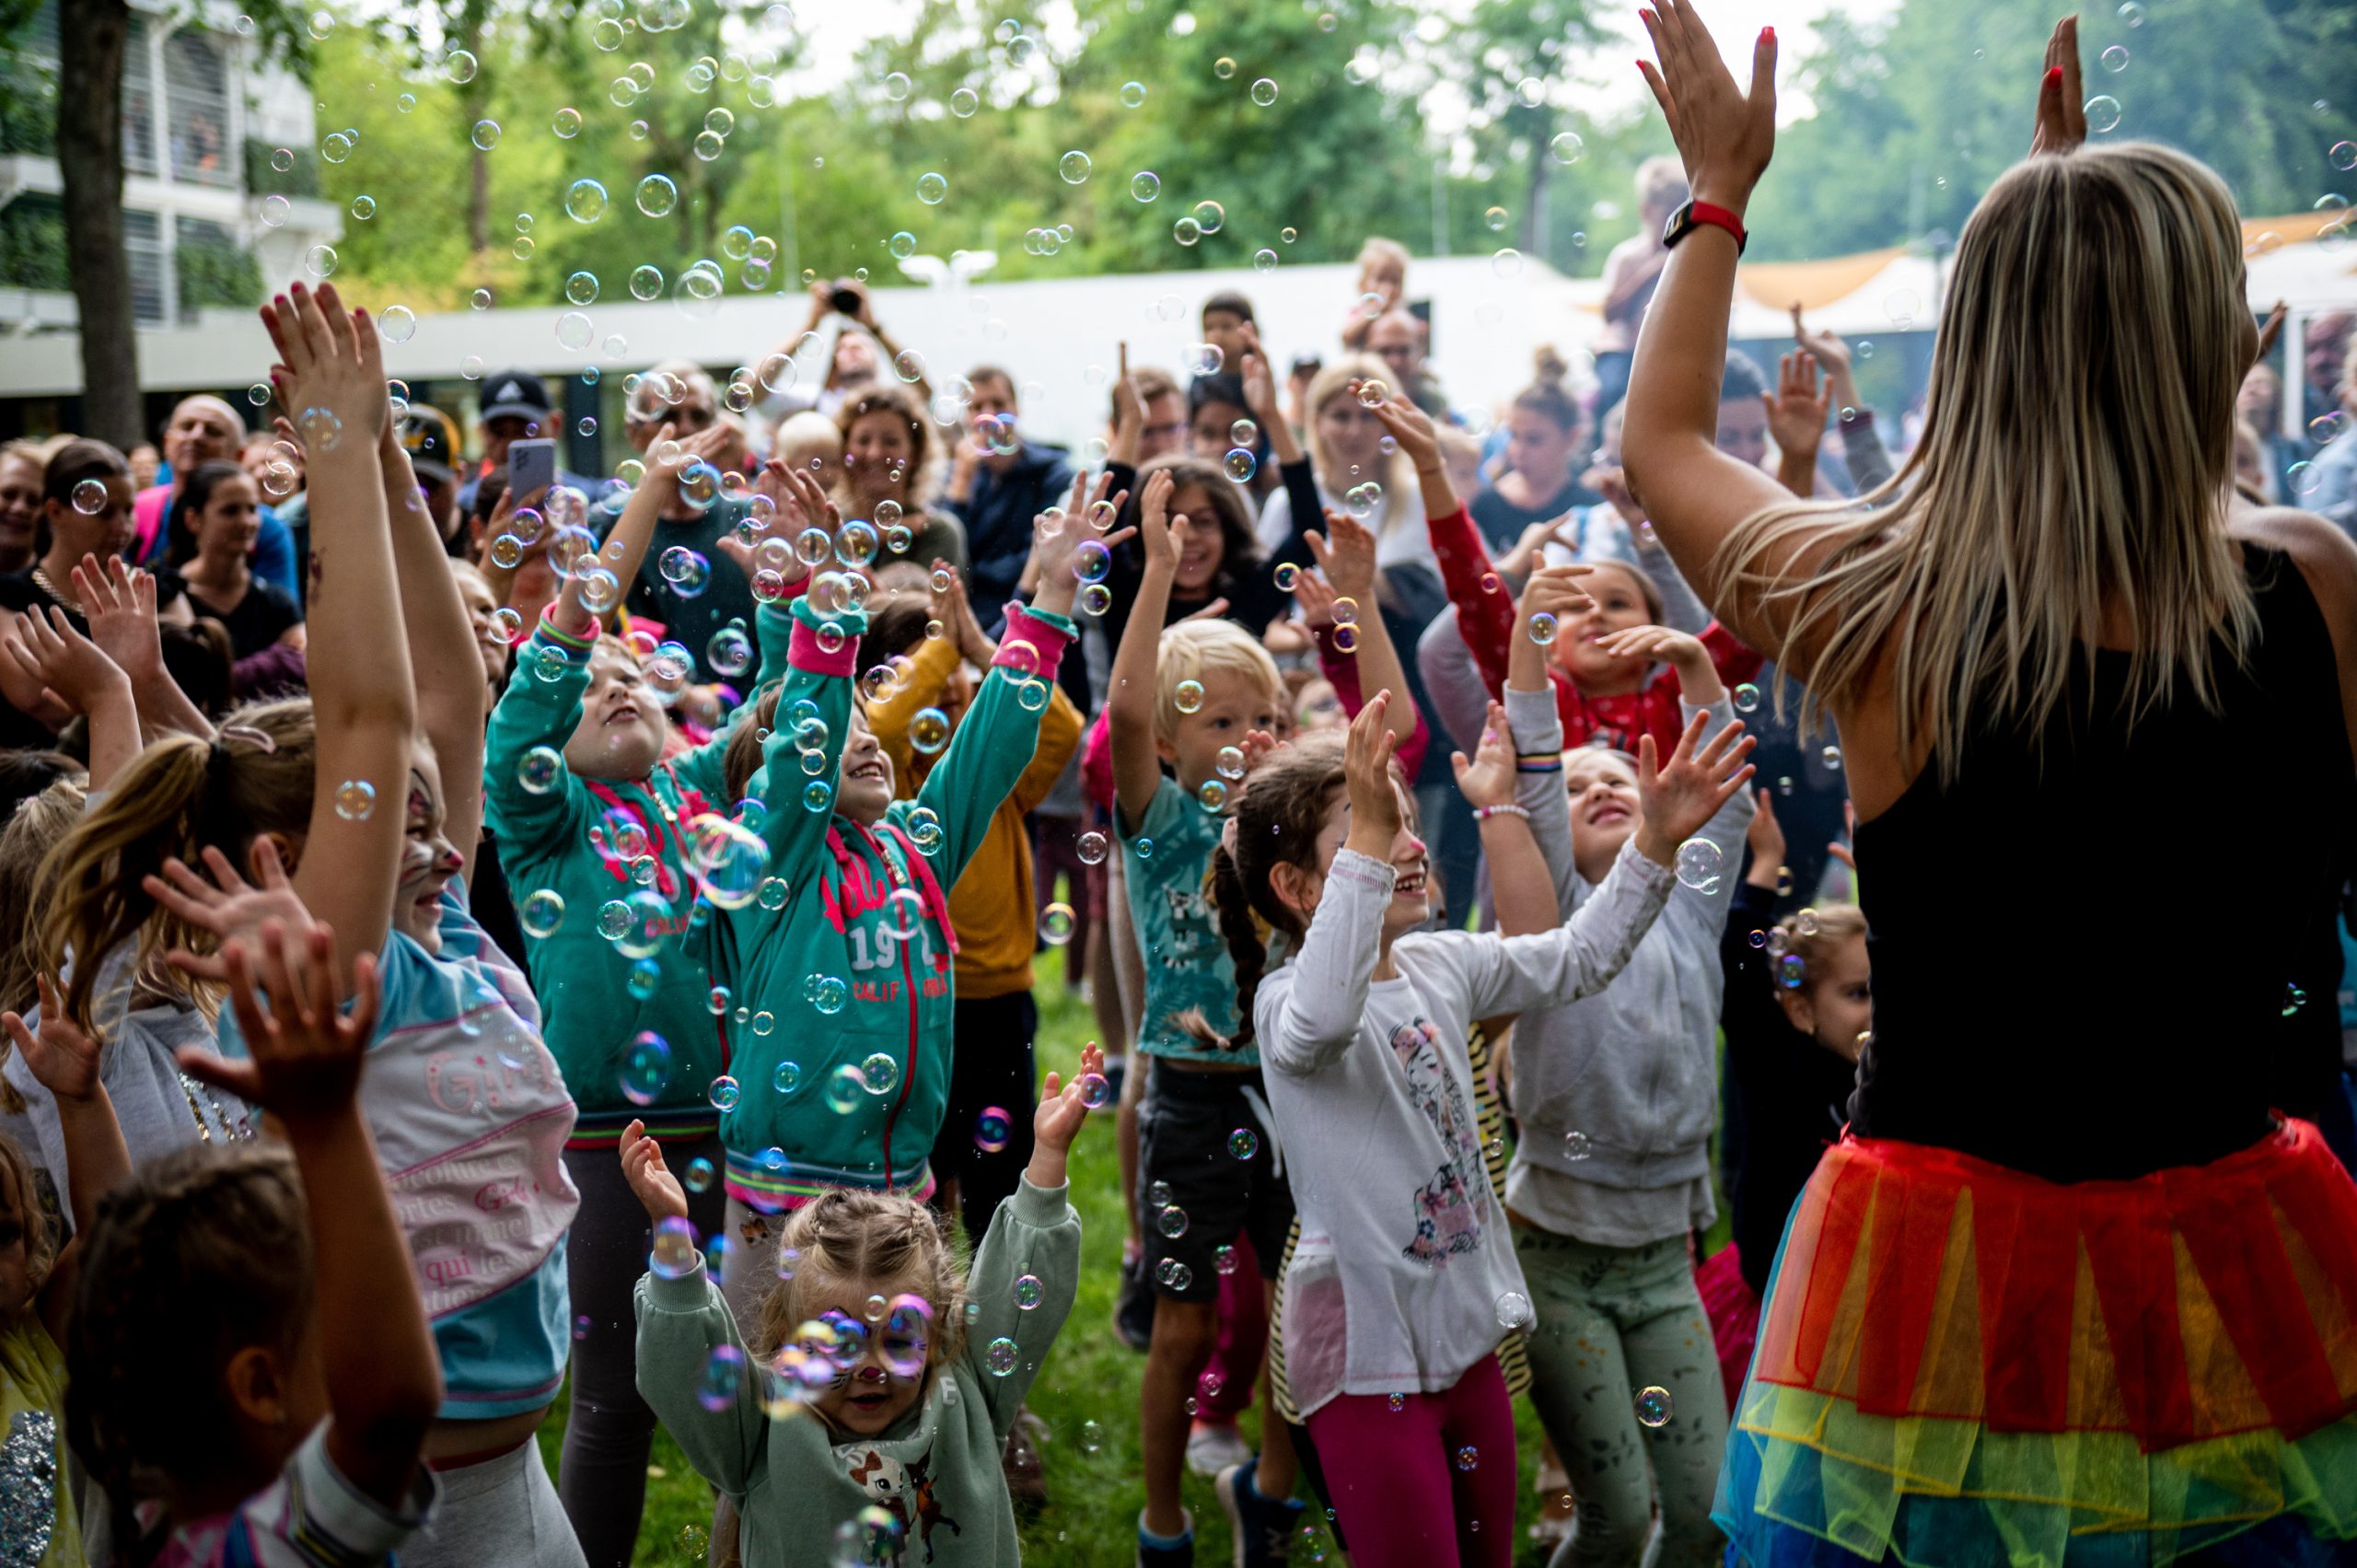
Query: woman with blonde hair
1630 8 2357 1563
1254 355 1430 575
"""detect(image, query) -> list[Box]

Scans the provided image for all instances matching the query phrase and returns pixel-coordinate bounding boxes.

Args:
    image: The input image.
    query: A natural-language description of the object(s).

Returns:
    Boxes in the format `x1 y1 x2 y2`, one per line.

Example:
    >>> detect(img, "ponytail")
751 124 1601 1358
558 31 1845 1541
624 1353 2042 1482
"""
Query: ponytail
37 701 315 1036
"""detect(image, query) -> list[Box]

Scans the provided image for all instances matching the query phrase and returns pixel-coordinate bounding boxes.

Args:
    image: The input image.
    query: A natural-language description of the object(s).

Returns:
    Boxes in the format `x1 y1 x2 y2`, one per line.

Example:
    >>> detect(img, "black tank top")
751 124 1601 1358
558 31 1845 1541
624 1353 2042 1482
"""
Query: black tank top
1851 545 2355 1181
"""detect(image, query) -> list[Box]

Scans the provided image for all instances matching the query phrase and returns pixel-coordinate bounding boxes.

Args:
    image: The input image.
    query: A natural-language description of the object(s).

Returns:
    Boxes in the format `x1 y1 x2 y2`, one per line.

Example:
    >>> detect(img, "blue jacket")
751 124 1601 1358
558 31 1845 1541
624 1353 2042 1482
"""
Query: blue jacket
945 440 1074 629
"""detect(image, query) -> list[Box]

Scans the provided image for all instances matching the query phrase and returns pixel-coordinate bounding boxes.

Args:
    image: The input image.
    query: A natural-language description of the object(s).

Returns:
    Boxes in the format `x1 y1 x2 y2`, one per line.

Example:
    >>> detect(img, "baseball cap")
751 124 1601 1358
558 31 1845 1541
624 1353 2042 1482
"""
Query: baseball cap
401 405 459 483
480 369 553 424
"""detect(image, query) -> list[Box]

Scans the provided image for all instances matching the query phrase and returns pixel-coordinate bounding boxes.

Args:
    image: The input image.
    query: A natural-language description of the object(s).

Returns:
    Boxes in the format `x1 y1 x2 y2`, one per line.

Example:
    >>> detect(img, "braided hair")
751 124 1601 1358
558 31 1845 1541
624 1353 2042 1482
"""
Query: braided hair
1192 733 1351 1051
67 1141 311 1560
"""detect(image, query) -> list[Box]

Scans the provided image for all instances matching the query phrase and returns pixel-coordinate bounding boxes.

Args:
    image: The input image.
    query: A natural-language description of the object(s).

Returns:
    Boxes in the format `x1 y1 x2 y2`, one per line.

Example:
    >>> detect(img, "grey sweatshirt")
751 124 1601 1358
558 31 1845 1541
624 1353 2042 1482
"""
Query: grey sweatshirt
635 1176 1078 1565
1500 683 1753 1234
1256 841 1674 1414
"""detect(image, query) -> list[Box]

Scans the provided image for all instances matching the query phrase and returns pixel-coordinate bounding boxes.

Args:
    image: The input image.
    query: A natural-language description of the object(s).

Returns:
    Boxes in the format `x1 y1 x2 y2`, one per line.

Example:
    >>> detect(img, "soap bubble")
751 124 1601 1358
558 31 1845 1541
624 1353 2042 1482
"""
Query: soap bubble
984 1337 1019 1376
1674 838 1723 891
620 1032 673 1105
1635 1386 1674 1427
707 1075 740 1111
1039 903 1076 945
333 779 375 819
916 171 947 203
1059 150 1092 184
520 889 565 936
649 1215 700 1278
1250 77 1278 106
1174 679 1204 714
636 174 679 216
1228 1127 1259 1159
1121 80 1147 108
1495 1291 1533 1330
2084 95 2122 134
1077 830 1109 865
975 1107 1011 1152
1563 1129 1592 1160
1550 131 1585 164
1132 170 1161 203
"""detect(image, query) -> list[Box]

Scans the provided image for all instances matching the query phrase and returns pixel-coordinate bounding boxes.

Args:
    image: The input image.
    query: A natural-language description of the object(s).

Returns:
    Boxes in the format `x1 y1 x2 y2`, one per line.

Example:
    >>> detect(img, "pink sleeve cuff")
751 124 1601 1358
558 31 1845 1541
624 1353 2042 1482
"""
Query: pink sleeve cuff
995 603 1074 684
789 615 859 677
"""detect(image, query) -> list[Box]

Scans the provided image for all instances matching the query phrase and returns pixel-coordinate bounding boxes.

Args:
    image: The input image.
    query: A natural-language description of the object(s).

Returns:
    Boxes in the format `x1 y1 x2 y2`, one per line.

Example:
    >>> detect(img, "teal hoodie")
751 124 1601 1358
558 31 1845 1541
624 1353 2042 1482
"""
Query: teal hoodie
719 592 1075 1206
482 603 793 1143
635 1175 1079 1565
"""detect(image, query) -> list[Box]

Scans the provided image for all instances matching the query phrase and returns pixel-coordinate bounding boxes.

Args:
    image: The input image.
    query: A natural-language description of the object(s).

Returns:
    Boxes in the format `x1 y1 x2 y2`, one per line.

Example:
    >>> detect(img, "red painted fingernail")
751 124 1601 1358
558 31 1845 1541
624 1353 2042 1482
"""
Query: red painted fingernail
1762 26 1774 41
2044 65 2061 85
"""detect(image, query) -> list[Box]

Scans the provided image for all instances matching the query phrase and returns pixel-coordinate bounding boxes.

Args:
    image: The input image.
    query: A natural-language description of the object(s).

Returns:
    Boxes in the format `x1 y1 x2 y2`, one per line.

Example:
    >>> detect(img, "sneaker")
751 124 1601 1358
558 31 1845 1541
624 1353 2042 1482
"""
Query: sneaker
1137 1509 1195 1568
1186 1420 1251 1477
1002 1406 1048 1511
1215 1458 1306 1568
1114 1249 1156 1352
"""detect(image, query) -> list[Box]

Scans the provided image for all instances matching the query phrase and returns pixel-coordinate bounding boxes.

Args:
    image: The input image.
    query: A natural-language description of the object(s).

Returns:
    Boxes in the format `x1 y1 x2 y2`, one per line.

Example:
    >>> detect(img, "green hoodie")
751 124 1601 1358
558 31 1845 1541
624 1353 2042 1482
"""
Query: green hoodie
482 603 793 1142
634 1176 1079 1566
717 593 1076 1206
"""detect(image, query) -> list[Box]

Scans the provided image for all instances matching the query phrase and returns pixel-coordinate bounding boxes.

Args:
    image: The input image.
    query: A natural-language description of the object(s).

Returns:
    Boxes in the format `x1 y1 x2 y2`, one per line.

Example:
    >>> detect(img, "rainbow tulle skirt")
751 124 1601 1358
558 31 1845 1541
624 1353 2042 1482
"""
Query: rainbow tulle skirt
1714 1121 2357 1567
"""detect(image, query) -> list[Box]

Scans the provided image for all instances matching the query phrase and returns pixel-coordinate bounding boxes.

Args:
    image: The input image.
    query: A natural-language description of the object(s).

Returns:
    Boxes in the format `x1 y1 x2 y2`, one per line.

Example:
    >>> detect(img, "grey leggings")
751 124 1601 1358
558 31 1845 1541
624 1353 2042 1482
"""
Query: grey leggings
1515 1226 1729 1568
405 1437 588 1568
557 1134 727 1568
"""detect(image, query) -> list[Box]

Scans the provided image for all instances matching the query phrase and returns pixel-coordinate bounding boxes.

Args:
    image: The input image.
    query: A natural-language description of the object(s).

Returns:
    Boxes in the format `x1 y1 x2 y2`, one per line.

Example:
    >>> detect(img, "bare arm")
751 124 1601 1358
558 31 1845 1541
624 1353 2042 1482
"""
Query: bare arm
1109 470 1177 833
1622 3 1794 652
1306 509 1419 752
75 557 213 742
5 608 140 788
261 283 416 992
1452 699 1557 936
377 424 486 881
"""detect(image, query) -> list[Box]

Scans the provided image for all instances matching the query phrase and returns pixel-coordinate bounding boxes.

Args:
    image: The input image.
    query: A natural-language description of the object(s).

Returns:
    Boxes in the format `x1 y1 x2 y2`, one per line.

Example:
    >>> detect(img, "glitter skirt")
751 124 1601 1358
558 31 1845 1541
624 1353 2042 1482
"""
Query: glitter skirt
1714 1121 2357 1568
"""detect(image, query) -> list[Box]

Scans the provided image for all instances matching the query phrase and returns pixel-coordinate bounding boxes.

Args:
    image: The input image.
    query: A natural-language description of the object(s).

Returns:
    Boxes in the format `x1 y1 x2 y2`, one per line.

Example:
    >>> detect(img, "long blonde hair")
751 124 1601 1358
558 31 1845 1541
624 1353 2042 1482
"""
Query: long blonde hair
1713 143 2257 776
38 702 316 1036
1305 356 1414 542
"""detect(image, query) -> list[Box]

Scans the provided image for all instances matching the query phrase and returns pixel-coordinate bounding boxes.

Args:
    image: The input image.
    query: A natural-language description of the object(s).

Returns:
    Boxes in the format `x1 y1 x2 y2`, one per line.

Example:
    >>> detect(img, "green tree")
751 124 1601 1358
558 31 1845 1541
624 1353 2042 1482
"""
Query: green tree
1747 0 2357 261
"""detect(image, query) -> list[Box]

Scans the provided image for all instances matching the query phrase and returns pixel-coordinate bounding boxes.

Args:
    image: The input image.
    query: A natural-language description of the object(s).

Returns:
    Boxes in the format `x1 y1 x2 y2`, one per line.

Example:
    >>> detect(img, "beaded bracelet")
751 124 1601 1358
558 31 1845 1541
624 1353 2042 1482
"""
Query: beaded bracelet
1472 803 1530 822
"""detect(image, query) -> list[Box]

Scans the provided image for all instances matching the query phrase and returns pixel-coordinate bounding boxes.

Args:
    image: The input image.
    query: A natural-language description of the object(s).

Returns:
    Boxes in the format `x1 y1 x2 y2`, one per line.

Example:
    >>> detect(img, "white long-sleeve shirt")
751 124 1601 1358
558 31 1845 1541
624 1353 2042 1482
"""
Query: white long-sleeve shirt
1254 841 1674 1415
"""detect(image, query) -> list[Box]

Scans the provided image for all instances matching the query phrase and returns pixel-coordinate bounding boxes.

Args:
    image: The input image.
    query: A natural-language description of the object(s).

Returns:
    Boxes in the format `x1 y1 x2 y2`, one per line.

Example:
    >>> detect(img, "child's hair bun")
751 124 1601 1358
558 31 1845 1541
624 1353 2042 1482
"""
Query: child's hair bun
1532 344 1570 384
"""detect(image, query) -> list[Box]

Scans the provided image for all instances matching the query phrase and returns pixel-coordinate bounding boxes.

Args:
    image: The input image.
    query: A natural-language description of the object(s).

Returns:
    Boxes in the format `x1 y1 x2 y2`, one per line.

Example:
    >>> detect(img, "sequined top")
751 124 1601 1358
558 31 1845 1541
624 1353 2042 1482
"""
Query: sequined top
0 1314 78 1568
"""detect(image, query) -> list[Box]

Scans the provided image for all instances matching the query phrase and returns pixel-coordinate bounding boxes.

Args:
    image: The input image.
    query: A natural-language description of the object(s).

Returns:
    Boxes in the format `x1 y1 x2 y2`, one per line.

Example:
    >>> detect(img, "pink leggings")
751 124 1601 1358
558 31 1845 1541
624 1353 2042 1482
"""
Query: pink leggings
1303 1354 1516 1568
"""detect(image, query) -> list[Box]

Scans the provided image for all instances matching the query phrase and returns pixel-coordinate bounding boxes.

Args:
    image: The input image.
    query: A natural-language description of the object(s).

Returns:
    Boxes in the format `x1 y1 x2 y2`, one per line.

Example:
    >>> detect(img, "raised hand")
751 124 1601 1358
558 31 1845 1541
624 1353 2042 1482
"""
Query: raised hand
178 923 379 1132
1291 557 1340 630
2256 301 2289 367
1341 690 1403 853
1584 465 1649 530
2029 16 2086 157
1743 786 1788 890
620 1119 690 1223
1450 699 1517 809
1636 0 1778 210
75 555 168 684
1369 394 1441 472
1110 342 1146 462
1634 708 1756 865
1763 350 1829 460
1787 305 1852 383
935 570 996 668
1238 328 1281 423
1036 1040 1105 1156
1306 508 1377 601
148 841 320 983
6 604 127 716
258 282 392 452
1136 469 1179 575
1028 468 1135 618
3 974 102 1104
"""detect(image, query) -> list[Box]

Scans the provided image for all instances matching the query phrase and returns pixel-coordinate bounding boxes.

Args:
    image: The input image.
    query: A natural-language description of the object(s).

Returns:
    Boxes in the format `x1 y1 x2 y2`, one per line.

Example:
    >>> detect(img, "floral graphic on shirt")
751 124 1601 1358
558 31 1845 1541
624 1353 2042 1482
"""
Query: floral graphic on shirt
1389 1018 1487 1268
843 1443 961 1563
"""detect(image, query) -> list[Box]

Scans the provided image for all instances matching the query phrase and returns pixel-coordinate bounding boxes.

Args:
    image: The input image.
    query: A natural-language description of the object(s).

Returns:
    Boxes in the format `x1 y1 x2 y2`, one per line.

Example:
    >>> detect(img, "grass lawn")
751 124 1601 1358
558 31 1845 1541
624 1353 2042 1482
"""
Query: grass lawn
541 944 1731 1564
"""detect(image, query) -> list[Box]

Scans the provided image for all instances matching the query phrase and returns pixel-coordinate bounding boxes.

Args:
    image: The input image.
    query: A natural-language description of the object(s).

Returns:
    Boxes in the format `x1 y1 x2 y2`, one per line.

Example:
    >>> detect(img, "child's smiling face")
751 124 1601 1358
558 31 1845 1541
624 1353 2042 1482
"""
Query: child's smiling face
799 1277 938 1438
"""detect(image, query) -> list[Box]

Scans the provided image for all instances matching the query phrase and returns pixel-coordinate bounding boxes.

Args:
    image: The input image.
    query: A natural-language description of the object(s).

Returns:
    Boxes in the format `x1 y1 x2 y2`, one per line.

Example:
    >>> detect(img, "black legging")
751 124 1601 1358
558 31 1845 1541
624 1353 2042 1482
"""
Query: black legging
557 1132 726 1568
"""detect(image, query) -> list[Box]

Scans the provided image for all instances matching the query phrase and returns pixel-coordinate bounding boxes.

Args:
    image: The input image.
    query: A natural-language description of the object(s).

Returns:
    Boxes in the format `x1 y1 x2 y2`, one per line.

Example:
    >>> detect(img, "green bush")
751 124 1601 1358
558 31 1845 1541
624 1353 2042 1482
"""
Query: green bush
241 135 319 198
177 231 261 311
0 195 68 292
0 60 57 157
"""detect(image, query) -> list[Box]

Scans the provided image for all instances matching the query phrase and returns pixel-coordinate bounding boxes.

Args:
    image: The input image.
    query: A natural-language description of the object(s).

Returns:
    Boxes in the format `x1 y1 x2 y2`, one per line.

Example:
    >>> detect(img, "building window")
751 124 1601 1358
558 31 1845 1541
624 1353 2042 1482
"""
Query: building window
124 209 166 326
122 13 159 178
164 29 234 187
174 215 259 319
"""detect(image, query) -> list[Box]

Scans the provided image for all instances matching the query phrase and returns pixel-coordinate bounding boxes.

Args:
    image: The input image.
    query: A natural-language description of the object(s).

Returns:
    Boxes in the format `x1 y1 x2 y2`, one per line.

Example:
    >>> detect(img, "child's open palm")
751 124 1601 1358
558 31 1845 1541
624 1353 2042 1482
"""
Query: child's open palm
1368 395 1440 471
6 604 126 716
1635 708 1756 860
259 282 391 450
3 975 101 1104
150 842 320 984
1306 508 1377 602
180 923 380 1132
74 555 167 686
1137 470 1179 573
1035 1040 1106 1156
1450 700 1517 809
621 1120 690 1223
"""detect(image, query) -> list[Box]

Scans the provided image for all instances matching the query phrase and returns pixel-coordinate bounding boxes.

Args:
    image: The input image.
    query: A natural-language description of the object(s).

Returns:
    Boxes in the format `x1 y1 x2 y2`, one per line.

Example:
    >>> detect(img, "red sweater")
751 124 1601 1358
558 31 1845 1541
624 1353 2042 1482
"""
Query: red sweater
1427 504 1761 757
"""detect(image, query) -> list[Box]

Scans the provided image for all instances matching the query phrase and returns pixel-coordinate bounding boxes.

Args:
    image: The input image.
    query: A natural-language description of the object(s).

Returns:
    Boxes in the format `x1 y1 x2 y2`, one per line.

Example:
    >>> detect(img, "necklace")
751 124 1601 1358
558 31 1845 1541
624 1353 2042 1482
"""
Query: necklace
27 564 75 611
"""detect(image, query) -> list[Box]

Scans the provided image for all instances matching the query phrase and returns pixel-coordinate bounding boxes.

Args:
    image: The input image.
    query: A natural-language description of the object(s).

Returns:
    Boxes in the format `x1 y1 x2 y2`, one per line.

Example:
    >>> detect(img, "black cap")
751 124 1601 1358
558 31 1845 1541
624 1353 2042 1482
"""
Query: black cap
479 369 552 424
402 405 459 483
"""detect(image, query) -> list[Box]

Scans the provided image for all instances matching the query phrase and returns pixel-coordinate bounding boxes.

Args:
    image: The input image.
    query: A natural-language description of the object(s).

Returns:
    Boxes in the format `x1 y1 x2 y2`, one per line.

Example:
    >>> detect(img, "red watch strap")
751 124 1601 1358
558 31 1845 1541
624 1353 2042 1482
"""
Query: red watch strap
1689 201 1747 251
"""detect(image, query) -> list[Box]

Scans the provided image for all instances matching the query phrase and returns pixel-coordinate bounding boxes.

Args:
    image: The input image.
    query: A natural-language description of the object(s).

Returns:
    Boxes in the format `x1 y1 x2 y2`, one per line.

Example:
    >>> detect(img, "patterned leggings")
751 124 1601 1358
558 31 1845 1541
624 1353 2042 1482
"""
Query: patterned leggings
1515 1226 1730 1568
